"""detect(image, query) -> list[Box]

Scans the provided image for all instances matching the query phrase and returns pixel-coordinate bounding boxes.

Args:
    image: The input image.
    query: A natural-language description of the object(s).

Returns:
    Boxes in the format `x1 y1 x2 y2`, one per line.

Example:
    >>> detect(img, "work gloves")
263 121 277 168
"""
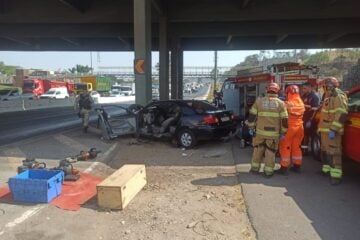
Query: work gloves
249 129 255 137
328 130 336 140
279 134 285 141
305 121 312 129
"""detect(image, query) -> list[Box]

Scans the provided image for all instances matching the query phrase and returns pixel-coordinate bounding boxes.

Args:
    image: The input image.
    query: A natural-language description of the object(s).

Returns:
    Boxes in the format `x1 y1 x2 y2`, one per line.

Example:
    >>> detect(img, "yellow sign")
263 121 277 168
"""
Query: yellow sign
349 117 360 128
134 59 145 74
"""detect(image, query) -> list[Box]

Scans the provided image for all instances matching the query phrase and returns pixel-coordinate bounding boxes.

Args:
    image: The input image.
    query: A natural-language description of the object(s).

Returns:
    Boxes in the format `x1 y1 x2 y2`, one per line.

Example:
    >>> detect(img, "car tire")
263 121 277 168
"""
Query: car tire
177 129 197 149
311 133 321 161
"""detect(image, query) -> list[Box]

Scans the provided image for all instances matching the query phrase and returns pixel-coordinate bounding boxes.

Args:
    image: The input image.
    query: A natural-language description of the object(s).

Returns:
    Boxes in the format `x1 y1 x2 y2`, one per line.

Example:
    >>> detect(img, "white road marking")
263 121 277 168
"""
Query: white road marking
0 143 117 236
0 205 45 236
2 147 26 158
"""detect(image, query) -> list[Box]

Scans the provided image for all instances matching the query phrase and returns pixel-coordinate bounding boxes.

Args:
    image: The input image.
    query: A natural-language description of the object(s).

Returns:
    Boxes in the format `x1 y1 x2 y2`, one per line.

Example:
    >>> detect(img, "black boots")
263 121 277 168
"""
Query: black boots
276 166 289 175
330 177 342 185
290 164 301 173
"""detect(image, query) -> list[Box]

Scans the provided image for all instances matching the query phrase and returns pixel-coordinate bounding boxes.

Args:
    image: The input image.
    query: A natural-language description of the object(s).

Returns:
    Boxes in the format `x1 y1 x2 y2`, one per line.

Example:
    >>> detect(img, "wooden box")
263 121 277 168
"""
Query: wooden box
97 164 146 210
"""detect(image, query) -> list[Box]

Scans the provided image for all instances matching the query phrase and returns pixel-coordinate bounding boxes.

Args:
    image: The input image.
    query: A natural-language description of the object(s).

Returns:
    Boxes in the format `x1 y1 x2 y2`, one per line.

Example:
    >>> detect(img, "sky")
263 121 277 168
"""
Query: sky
0 50 320 71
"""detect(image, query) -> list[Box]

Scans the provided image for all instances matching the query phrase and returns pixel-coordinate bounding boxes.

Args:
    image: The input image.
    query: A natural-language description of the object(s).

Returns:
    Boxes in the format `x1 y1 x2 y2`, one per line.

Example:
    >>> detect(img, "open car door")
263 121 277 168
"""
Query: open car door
95 105 137 140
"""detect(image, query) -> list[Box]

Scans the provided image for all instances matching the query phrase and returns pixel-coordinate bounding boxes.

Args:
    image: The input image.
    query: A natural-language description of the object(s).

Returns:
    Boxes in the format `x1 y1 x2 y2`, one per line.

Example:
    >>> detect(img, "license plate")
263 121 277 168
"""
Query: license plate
221 116 230 122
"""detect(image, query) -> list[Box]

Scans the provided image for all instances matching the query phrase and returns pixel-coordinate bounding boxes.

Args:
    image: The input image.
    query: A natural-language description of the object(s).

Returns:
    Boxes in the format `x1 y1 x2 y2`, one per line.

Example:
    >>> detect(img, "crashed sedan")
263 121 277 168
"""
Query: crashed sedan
95 100 237 148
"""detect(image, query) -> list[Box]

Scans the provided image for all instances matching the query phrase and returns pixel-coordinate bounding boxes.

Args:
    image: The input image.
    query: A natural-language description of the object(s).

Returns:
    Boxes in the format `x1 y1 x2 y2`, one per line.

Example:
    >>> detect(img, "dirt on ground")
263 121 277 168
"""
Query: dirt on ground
1 136 256 240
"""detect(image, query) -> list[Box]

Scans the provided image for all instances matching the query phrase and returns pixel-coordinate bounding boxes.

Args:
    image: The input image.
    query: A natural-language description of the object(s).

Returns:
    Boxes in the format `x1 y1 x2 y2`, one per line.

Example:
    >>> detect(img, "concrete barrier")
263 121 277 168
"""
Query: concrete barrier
0 96 135 113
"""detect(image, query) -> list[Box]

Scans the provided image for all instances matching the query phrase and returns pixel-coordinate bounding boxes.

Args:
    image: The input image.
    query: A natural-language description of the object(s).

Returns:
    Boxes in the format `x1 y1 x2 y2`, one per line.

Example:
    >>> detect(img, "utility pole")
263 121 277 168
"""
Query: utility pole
214 50 218 92
90 52 93 74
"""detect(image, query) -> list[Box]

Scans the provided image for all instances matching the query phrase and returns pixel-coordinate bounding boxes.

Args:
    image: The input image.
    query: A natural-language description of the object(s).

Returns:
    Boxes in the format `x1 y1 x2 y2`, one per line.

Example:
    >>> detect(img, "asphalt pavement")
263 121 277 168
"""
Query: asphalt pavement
0 102 134 145
233 144 360 240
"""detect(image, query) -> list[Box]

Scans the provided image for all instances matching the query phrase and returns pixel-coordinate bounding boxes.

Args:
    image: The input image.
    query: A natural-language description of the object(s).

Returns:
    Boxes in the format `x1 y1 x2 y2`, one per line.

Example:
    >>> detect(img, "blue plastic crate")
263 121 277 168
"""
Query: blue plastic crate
8 169 64 203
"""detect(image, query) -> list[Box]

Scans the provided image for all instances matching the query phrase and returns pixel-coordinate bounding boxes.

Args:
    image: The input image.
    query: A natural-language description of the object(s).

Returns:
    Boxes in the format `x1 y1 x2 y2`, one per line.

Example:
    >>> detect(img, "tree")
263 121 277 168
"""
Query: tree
0 61 17 75
344 59 360 89
67 64 93 74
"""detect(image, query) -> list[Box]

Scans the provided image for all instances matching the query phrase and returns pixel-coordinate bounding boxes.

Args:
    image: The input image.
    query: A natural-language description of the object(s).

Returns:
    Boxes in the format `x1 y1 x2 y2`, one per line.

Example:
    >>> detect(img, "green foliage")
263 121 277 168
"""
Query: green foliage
0 61 17 75
68 64 93 74
344 59 360 89
224 49 360 89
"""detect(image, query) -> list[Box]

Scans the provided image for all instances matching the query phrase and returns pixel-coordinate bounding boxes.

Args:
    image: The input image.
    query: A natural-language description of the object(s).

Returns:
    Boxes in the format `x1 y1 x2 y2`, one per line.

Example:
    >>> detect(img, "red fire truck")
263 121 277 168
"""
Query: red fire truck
343 86 360 163
23 78 74 98
220 62 319 143
221 62 319 119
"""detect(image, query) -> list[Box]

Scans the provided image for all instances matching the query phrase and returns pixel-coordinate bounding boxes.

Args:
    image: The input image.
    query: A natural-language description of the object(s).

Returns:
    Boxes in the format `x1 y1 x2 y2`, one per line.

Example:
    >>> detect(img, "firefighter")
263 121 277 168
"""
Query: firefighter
300 82 320 155
278 85 305 174
247 82 288 178
318 77 348 185
74 90 93 133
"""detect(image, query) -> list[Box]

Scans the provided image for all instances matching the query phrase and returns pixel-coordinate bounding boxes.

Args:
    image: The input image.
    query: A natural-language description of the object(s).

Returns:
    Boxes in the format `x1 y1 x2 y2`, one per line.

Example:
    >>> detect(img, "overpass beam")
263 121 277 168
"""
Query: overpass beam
134 0 152 105
159 16 169 100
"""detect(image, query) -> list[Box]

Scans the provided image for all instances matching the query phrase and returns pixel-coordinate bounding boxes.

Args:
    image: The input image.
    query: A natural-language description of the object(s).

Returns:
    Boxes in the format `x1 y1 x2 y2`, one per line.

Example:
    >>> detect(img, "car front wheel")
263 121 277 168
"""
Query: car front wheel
177 129 197 148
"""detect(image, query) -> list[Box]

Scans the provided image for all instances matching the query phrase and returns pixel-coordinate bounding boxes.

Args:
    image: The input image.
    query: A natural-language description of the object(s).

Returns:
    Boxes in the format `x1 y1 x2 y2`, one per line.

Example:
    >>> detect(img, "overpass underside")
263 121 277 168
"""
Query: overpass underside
1 0 360 104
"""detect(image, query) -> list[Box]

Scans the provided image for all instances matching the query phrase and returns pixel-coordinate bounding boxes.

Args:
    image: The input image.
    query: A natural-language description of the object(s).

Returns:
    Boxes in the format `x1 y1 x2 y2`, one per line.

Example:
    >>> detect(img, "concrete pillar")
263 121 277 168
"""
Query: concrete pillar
159 16 169 100
170 37 179 99
177 50 183 99
134 0 152 106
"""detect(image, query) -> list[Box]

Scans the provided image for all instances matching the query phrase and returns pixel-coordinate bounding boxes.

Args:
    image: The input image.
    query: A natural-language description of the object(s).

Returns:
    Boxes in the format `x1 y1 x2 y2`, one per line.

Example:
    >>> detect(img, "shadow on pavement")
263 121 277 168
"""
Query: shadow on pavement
230 144 360 240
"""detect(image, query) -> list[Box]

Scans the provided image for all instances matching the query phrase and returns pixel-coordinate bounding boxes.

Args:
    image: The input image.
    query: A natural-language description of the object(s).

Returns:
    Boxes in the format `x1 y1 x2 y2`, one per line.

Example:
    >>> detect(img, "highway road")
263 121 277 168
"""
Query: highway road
0 103 132 146
0 87 210 146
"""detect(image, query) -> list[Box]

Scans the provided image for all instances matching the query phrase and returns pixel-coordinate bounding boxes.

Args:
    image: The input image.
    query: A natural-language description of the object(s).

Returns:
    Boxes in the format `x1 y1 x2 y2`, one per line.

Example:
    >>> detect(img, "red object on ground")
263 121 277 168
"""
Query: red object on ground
0 173 102 211
0 186 12 202
51 173 102 211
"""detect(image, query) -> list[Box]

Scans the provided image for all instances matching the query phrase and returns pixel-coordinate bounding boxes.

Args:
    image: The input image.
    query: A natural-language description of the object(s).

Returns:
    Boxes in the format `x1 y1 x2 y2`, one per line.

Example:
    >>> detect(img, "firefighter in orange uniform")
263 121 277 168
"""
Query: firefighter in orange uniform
318 77 348 185
278 85 305 174
247 83 288 178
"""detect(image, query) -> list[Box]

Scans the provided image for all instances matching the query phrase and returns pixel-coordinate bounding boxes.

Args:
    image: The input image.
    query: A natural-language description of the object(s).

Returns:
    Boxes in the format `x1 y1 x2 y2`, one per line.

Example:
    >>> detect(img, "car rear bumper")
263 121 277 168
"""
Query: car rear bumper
191 123 236 140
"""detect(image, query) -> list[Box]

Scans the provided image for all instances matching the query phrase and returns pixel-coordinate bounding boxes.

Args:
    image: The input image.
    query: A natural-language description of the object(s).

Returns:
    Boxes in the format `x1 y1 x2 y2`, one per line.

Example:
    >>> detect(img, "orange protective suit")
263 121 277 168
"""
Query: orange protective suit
279 92 305 168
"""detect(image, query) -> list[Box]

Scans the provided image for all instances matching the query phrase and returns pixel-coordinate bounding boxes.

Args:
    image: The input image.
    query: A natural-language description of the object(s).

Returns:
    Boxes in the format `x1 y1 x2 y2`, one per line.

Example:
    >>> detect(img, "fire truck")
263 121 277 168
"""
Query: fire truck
221 62 319 141
344 85 360 163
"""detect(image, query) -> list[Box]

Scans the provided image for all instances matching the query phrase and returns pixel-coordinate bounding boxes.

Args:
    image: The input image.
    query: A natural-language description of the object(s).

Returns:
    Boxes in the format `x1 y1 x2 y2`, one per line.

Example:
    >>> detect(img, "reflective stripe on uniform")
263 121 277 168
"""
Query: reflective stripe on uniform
331 121 343 128
301 145 309 149
281 157 290 163
322 164 331 173
292 156 302 160
280 111 288 117
250 108 257 115
258 112 280 117
251 162 260 169
318 127 330 132
256 129 280 137
322 108 348 114
264 166 274 174
330 167 342 178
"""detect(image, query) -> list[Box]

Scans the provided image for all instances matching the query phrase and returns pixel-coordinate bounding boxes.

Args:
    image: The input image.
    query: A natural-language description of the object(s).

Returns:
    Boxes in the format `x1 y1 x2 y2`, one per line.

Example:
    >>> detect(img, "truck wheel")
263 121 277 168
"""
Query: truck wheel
177 129 197 149
311 133 321 161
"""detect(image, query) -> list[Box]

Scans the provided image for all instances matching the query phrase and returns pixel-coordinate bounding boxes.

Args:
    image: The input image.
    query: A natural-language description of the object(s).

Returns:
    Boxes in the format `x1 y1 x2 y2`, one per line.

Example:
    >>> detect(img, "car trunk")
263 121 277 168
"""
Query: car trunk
205 110 234 126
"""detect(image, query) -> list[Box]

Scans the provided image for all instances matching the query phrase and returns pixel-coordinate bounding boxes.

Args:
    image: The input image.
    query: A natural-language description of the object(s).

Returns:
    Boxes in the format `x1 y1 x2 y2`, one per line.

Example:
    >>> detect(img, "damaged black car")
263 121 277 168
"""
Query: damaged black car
95 100 237 148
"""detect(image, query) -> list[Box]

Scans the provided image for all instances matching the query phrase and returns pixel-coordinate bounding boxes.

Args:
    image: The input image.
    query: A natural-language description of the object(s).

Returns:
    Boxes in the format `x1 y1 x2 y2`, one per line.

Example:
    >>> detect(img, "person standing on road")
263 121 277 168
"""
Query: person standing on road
74 90 93 133
246 82 288 178
318 77 348 185
300 82 320 155
213 91 226 109
278 85 305 175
